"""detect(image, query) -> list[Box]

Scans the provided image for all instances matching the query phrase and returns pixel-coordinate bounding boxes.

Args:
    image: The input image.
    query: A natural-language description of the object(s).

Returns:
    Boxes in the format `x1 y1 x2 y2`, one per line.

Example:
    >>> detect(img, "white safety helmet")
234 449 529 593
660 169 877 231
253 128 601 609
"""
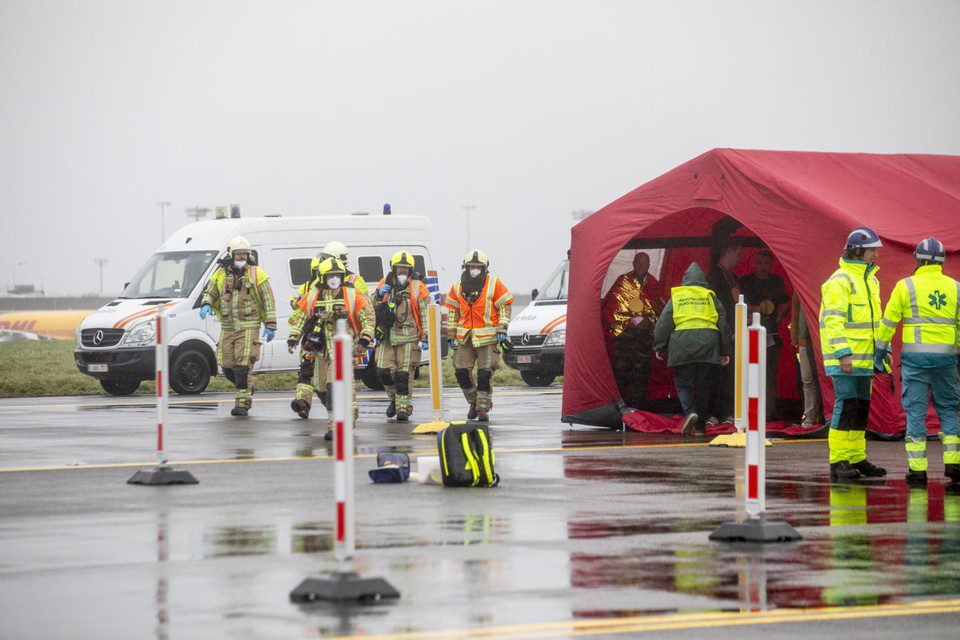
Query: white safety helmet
463 249 490 268
228 235 252 256
322 241 349 262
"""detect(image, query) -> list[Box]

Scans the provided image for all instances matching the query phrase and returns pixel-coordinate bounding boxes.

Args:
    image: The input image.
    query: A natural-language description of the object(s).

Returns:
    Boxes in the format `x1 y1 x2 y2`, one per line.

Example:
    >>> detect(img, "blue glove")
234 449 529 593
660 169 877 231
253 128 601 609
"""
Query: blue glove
263 328 275 342
447 339 457 351
497 332 509 345
421 341 429 351
378 284 392 296
874 348 891 373
199 304 212 319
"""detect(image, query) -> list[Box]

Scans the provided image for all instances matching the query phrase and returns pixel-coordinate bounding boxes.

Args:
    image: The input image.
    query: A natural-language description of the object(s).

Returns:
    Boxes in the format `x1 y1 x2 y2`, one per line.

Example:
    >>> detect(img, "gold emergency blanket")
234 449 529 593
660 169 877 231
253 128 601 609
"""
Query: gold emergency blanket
605 276 656 341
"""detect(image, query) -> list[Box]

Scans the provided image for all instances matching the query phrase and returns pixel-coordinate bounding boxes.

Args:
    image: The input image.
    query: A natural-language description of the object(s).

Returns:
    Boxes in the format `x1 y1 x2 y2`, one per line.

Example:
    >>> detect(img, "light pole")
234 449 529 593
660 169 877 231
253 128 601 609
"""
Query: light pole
95 259 108 296
156 201 171 242
462 205 476 252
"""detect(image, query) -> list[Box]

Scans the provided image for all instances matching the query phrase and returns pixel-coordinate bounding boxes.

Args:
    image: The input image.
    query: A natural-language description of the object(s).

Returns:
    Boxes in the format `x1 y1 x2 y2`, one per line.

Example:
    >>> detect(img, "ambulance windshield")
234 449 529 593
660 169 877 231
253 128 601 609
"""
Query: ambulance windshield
120 251 218 299
535 260 569 302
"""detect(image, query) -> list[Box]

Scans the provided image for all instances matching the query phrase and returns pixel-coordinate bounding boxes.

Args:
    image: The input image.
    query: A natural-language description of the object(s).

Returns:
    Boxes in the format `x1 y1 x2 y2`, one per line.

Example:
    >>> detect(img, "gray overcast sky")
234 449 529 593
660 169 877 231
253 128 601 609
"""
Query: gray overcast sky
2 0 959 296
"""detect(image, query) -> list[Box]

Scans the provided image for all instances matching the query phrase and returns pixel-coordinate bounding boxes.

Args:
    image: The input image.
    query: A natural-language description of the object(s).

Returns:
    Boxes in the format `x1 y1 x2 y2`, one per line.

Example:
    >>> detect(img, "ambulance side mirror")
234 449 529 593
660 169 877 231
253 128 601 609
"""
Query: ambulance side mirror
531 289 539 301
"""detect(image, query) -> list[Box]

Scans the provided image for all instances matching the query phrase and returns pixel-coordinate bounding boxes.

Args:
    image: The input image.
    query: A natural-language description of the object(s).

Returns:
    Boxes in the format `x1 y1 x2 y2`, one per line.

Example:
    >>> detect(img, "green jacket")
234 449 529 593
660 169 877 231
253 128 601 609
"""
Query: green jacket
653 263 731 366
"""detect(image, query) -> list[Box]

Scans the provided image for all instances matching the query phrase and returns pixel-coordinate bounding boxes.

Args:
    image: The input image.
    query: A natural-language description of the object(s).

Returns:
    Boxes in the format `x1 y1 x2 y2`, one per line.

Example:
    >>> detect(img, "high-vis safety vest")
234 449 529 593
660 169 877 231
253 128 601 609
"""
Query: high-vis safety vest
670 285 719 331
819 258 882 376
445 276 514 346
299 286 366 335
376 277 431 335
206 264 273 328
876 264 960 356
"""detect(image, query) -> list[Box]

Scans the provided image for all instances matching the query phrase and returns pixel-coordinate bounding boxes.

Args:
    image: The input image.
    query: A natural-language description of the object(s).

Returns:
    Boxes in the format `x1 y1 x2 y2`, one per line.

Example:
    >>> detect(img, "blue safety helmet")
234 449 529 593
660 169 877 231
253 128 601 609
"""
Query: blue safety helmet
844 226 883 251
914 236 946 263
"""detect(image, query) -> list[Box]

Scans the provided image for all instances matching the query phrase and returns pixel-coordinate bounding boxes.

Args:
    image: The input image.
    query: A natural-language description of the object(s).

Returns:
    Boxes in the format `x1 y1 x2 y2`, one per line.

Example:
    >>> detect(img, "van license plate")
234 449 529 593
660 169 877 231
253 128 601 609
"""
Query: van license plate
87 364 108 373
516 355 532 364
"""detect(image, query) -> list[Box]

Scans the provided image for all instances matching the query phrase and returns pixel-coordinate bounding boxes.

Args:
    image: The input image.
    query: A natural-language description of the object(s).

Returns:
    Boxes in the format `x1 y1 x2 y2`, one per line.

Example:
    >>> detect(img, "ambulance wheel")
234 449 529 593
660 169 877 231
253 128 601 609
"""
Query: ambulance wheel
360 365 384 391
170 348 211 395
521 370 555 387
100 379 141 396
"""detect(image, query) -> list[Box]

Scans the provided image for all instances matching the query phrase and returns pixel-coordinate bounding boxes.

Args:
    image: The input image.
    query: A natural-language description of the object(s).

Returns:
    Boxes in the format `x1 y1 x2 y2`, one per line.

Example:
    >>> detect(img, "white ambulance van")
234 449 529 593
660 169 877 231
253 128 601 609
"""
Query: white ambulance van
503 258 568 386
74 212 442 395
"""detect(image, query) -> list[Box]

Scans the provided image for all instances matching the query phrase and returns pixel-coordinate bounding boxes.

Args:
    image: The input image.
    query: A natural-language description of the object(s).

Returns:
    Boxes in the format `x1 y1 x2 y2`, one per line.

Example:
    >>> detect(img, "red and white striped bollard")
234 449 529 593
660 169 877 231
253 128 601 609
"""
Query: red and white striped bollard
744 312 766 517
332 318 356 561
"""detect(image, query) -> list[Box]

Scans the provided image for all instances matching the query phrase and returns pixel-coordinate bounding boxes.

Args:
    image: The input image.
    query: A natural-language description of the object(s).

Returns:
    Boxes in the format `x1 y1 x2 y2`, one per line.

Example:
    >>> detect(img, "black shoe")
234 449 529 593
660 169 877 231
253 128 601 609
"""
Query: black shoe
830 461 861 480
905 469 928 486
852 459 886 477
386 400 397 418
396 412 409 423
681 413 698 436
467 403 478 421
946 464 960 482
231 406 248 417
477 411 489 423
290 399 310 419
324 429 333 441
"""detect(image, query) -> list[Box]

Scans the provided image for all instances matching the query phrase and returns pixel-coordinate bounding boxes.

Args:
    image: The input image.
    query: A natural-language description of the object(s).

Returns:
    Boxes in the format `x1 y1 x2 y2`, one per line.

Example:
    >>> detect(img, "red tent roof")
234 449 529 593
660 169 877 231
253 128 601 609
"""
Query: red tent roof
562 148 960 432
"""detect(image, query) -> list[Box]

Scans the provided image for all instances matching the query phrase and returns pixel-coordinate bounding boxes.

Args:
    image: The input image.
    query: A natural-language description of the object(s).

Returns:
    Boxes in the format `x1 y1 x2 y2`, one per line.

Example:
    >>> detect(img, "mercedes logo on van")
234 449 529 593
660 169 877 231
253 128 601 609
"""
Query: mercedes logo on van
92 330 104 346
521 332 530 345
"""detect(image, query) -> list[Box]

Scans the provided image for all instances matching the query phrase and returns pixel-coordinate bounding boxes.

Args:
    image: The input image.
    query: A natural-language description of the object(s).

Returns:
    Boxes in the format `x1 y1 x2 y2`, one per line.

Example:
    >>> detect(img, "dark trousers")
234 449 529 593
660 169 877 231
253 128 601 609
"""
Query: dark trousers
674 363 717 428
711 359 734 420
766 343 781 420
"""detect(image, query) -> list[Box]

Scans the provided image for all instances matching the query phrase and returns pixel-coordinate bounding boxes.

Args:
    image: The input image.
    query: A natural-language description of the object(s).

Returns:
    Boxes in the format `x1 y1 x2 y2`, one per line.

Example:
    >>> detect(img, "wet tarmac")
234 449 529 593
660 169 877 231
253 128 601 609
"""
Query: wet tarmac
1 388 958 639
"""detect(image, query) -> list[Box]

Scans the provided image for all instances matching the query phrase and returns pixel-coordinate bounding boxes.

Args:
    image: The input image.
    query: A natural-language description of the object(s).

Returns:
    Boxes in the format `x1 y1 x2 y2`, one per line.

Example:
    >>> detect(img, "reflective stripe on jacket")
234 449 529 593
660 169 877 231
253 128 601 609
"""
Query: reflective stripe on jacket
376 277 431 337
819 258 882 376
876 264 960 356
445 275 514 346
670 285 719 331
202 264 276 329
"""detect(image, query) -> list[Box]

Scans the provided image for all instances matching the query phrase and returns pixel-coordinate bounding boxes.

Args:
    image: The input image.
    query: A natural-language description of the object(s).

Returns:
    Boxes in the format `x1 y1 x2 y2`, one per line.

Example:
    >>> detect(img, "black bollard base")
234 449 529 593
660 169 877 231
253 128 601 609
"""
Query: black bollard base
710 517 802 543
127 466 199 486
290 572 400 604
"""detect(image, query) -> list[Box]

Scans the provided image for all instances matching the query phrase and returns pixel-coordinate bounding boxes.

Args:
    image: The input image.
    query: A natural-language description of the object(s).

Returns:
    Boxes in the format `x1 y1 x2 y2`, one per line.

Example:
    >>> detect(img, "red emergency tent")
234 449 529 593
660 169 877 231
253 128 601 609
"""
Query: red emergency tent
562 149 960 434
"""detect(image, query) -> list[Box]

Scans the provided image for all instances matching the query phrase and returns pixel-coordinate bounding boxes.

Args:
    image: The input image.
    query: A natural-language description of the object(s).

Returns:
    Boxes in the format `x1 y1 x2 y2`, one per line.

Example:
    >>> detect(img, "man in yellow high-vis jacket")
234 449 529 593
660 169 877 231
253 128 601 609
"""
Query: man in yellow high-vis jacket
819 227 887 480
876 236 960 485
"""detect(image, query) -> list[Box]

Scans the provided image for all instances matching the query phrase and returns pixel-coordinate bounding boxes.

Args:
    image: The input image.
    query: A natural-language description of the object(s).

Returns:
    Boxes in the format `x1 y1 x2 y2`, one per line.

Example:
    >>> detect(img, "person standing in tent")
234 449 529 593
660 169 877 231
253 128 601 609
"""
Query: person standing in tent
601 251 664 407
741 249 790 420
653 262 732 435
875 237 960 486
819 227 887 480
790 290 823 427
199 236 277 416
446 249 514 423
706 238 743 425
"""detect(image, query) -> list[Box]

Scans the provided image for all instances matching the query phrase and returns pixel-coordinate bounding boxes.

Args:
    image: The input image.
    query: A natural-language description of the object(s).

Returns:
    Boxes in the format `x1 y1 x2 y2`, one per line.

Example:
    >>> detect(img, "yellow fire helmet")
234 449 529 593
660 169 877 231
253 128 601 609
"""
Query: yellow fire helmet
463 249 489 268
322 240 349 262
310 250 334 277
227 235 252 256
316 257 346 279
390 251 415 271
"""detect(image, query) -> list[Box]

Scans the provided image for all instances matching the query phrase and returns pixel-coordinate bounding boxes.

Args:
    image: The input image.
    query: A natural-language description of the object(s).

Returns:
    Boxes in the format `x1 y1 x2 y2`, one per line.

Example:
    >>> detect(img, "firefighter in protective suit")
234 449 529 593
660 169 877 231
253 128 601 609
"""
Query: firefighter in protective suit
445 250 514 422
819 227 887 480
289 247 369 418
288 258 374 439
373 251 431 422
875 237 960 485
200 236 277 416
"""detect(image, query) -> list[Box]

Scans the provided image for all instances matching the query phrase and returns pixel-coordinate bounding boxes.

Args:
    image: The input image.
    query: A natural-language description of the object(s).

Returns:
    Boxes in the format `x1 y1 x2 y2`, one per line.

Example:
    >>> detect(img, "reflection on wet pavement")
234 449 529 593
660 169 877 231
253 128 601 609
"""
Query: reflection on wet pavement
2 391 960 638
